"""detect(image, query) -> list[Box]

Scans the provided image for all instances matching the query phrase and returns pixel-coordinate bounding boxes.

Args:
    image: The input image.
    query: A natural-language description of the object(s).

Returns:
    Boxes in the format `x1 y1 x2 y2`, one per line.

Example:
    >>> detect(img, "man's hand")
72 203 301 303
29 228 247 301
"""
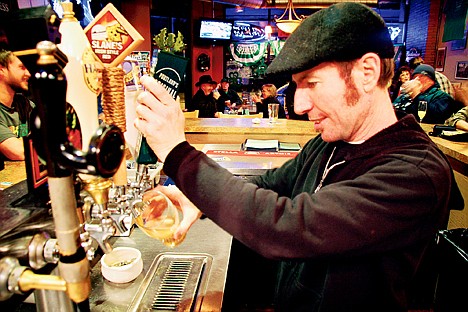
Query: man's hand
401 78 422 99
154 185 202 241
134 76 186 162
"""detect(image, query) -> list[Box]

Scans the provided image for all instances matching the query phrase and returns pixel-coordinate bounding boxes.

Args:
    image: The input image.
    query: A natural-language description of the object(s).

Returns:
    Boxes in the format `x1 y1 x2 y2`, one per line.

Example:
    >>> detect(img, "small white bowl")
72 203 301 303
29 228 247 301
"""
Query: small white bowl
101 247 143 283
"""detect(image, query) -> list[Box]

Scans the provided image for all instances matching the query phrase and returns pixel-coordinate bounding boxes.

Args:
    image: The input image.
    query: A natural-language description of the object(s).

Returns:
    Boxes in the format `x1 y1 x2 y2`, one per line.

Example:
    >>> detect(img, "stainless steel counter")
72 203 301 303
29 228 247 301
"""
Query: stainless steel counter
88 219 232 311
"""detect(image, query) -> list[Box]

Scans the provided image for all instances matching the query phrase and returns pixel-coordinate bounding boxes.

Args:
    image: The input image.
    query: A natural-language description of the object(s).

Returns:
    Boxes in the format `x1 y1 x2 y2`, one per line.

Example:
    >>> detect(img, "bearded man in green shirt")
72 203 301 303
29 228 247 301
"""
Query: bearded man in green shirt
0 49 34 160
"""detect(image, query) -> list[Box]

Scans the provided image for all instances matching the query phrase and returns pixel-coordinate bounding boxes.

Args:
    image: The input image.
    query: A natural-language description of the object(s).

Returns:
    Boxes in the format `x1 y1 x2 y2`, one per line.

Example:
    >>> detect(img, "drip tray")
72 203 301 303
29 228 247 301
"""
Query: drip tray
128 252 213 311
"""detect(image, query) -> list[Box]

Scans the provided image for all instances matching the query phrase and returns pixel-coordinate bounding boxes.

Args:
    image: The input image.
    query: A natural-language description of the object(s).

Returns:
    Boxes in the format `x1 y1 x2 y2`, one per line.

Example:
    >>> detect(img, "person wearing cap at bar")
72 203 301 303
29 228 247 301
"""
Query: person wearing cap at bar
409 56 455 98
216 77 242 113
134 3 463 311
393 64 461 124
190 74 219 118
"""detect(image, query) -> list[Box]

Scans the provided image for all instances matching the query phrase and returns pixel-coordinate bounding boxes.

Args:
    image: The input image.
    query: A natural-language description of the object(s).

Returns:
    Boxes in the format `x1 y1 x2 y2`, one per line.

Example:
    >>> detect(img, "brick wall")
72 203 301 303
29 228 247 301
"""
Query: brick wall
406 0 443 67
407 0 431 61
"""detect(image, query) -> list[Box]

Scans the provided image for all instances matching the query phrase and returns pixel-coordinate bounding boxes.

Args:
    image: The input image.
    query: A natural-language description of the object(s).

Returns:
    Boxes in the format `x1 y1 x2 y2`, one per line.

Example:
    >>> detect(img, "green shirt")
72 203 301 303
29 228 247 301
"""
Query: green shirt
0 94 34 143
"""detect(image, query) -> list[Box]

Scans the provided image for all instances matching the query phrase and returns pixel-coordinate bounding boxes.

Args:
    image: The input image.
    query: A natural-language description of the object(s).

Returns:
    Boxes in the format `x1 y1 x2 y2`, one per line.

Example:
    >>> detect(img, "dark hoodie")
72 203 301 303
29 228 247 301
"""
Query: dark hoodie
164 113 463 311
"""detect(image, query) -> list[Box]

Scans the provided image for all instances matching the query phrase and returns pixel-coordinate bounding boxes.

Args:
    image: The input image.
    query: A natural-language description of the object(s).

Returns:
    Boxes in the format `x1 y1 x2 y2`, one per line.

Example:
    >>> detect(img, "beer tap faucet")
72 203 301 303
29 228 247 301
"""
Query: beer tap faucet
7 40 126 306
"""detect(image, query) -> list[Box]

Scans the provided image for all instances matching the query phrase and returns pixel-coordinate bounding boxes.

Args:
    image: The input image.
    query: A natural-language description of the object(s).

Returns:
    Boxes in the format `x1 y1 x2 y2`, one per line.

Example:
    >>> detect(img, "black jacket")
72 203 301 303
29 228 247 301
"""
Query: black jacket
216 89 242 112
191 89 218 118
164 114 463 311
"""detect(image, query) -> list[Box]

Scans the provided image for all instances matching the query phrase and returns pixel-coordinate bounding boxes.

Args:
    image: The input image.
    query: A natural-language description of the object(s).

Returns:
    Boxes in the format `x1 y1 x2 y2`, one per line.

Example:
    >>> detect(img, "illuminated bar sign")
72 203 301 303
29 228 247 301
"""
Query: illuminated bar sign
232 21 266 42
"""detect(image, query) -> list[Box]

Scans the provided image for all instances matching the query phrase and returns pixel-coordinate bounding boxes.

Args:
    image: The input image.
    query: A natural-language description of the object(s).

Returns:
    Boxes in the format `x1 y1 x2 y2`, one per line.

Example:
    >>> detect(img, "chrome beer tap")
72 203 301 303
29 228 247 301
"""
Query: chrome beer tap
0 41 125 308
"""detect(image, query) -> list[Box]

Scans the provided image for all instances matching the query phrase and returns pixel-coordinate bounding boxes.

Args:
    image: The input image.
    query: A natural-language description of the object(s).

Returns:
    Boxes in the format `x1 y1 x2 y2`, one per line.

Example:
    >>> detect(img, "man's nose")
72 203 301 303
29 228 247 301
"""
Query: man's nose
293 89 311 114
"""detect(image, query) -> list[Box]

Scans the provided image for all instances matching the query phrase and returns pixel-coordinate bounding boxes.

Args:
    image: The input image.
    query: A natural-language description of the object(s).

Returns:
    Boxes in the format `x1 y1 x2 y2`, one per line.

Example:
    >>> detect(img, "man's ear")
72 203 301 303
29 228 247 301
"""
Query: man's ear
359 53 381 92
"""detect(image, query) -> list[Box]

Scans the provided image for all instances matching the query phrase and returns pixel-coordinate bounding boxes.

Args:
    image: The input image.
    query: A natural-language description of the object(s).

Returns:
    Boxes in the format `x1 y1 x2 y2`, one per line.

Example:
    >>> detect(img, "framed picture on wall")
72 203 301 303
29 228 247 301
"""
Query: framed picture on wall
435 47 446 71
455 61 468 80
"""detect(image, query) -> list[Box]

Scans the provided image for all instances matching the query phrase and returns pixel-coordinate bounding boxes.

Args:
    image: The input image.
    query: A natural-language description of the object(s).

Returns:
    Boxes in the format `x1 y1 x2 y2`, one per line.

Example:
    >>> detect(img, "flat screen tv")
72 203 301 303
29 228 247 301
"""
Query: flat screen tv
197 19 233 43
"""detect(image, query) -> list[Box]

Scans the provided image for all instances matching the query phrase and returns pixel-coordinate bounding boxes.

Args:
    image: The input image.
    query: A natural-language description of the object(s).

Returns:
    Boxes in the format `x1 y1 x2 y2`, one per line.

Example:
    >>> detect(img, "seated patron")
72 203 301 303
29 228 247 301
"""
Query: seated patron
251 84 286 119
409 56 455 98
393 64 460 124
216 77 242 113
389 65 411 101
191 75 219 118
445 85 468 130
0 49 34 161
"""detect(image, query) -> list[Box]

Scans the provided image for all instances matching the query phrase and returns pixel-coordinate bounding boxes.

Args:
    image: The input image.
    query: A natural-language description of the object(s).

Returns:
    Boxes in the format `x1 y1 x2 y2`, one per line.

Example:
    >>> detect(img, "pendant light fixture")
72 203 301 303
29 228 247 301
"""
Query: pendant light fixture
274 0 304 34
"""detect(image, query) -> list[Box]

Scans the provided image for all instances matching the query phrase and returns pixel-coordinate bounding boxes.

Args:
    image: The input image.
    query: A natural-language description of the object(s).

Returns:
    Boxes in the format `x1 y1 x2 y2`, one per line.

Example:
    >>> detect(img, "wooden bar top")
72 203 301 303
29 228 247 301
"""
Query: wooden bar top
0 161 26 190
420 124 468 166
185 118 318 146
185 118 316 135
2 123 468 188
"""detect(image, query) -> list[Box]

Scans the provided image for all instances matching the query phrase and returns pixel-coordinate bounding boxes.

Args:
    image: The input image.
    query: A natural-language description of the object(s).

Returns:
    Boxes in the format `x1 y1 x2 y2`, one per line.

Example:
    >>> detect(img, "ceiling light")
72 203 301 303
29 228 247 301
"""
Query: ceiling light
274 0 304 34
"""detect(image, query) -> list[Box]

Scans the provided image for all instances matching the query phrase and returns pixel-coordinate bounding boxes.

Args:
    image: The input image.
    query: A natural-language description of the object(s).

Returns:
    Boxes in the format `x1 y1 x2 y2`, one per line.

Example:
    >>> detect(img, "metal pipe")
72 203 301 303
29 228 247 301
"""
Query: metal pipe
48 176 91 303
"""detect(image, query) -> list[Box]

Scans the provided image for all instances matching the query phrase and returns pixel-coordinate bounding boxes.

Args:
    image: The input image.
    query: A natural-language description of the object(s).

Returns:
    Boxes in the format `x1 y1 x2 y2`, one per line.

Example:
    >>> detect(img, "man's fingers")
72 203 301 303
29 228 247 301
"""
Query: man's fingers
141 75 175 106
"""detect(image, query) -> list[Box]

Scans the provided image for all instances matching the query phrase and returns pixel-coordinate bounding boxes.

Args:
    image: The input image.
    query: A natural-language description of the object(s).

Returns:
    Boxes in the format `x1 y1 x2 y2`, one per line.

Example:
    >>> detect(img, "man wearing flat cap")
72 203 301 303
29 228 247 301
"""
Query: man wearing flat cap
393 64 461 124
134 3 463 311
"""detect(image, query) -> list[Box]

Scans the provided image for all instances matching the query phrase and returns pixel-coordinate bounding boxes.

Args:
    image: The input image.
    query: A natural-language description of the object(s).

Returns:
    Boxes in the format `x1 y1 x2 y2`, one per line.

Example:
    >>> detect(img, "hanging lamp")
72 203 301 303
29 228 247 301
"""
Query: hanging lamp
274 0 304 34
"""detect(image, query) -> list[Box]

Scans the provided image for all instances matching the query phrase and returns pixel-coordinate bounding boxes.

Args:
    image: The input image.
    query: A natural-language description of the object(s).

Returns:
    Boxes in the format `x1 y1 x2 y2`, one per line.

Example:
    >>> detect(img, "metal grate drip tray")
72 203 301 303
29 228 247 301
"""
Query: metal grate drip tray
128 253 213 311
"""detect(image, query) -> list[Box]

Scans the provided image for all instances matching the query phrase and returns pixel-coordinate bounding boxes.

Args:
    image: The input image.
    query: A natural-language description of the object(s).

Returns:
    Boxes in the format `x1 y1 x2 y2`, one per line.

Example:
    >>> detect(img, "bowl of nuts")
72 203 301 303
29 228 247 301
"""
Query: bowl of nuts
101 247 143 283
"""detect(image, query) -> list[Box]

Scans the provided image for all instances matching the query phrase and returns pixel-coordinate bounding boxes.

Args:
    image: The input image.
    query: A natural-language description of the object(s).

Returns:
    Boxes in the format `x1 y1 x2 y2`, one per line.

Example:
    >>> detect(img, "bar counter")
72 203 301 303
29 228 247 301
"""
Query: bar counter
89 220 232 311
420 124 468 174
2 124 468 310
185 118 317 146
0 179 232 311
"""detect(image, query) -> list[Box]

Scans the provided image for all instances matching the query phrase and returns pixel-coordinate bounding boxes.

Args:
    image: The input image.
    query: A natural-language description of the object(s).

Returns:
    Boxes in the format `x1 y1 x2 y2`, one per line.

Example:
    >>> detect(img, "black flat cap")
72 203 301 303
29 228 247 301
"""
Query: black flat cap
267 2 394 75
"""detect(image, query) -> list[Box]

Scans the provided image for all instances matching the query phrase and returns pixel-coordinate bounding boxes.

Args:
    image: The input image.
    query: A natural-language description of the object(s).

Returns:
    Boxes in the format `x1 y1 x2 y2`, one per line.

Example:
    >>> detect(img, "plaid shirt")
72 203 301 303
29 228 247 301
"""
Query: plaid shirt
435 71 455 98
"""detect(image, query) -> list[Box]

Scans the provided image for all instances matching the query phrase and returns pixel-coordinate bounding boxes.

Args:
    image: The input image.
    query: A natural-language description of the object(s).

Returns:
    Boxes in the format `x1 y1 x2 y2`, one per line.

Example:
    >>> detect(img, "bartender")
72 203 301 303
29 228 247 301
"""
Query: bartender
134 3 463 311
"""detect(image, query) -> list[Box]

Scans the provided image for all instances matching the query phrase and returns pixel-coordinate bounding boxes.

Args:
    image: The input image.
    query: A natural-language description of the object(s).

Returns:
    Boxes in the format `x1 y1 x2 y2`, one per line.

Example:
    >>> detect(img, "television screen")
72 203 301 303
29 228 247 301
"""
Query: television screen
199 19 233 41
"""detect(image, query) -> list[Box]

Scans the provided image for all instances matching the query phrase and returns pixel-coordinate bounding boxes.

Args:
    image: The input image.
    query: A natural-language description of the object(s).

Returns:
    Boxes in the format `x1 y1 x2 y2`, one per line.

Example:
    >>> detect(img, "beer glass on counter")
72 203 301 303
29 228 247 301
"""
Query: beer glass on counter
268 103 279 123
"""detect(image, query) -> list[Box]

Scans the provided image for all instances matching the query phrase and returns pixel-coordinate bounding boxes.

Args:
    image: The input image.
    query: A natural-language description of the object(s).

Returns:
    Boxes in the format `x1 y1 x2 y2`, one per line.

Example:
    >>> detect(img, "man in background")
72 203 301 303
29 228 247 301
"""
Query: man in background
409 56 455 98
0 49 33 160
216 77 242 113
393 64 460 124
191 74 219 118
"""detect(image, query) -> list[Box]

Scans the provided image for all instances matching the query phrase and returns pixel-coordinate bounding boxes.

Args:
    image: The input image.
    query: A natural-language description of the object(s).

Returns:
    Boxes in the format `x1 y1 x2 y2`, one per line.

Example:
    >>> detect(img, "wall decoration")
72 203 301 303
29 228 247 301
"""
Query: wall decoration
386 22 405 44
406 47 421 63
455 61 468 80
435 47 446 71
152 28 187 54
451 30 467 50
229 42 267 66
